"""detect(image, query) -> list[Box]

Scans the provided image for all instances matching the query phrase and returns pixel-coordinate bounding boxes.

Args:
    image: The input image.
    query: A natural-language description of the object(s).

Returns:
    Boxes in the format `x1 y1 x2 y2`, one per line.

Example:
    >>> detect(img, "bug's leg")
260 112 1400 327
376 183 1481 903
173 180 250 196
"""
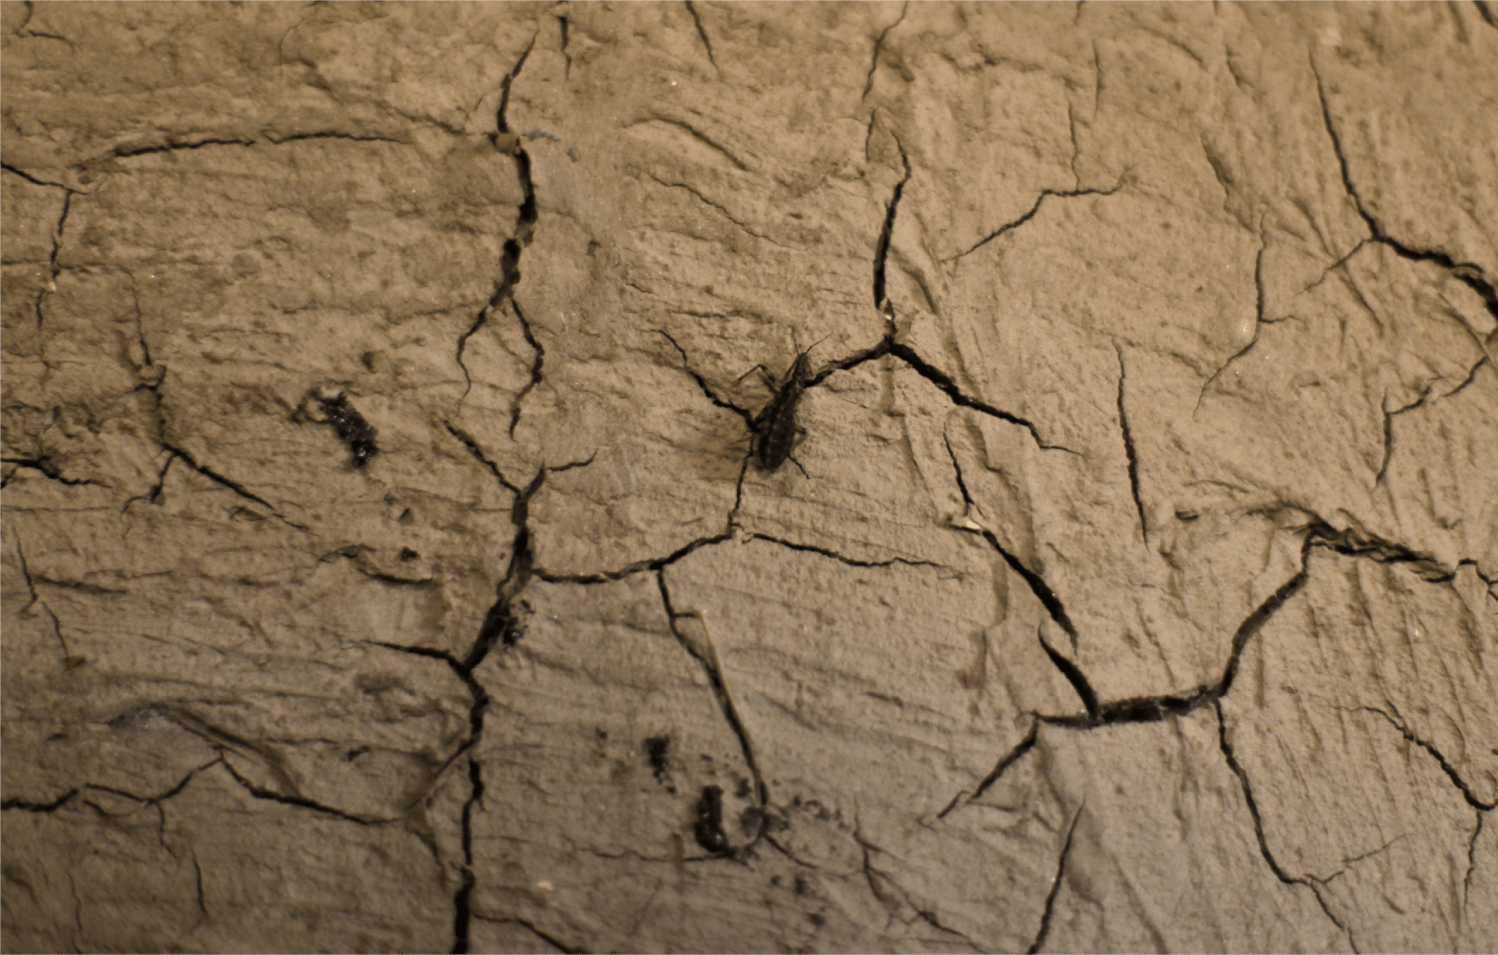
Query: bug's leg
787 453 810 479
736 363 772 384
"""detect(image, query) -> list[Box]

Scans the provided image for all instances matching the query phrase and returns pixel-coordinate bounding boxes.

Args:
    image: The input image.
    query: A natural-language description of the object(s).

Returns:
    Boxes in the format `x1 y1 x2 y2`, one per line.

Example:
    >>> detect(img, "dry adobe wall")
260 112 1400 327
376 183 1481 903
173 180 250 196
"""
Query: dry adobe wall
3 2 1497 952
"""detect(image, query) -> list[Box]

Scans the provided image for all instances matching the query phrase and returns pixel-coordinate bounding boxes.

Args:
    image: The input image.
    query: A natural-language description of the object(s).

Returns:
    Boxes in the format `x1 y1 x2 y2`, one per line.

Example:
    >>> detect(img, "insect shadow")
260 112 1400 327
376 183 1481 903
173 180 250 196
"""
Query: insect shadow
656 330 828 477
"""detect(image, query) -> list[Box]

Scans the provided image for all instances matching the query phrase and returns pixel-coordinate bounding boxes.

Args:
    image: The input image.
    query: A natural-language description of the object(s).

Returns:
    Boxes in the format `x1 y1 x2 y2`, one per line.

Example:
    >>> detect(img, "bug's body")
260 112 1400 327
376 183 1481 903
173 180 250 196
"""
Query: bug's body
750 347 815 471
653 327 823 474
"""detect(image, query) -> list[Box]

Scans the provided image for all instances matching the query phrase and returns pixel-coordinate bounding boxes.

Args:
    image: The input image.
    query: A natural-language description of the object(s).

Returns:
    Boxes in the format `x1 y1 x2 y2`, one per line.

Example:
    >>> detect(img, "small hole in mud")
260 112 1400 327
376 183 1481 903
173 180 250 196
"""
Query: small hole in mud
644 735 671 781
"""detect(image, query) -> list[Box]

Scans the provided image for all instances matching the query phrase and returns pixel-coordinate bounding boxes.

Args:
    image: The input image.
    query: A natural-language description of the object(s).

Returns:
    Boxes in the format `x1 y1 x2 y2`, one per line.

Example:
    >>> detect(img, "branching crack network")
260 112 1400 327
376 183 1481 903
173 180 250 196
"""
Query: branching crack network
1314 63 1498 326
11 40 1496 954
456 32 541 440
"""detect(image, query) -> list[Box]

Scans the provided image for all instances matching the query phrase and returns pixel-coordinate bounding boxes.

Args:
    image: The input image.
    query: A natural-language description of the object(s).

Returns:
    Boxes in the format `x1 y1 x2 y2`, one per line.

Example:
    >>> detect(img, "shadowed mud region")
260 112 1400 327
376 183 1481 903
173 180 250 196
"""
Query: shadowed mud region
4 3 1497 952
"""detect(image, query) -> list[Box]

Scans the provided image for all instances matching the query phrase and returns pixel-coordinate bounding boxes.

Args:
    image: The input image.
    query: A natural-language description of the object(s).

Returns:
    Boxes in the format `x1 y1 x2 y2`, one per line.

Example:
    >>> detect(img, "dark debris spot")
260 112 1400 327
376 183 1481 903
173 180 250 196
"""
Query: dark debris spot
311 391 379 467
738 805 763 836
476 597 523 650
694 785 729 855
793 874 809 896
735 776 752 799
808 912 826 927
645 735 671 781
398 547 419 561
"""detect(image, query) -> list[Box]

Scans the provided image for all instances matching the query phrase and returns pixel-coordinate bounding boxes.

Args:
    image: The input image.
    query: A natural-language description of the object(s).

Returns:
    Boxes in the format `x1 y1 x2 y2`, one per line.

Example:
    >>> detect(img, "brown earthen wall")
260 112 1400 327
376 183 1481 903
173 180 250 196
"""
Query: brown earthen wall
3 3 1496 952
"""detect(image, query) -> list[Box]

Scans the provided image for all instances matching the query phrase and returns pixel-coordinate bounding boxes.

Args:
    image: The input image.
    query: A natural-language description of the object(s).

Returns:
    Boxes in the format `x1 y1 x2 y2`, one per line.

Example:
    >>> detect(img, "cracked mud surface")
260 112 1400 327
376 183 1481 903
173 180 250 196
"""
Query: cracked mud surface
3 3 1496 952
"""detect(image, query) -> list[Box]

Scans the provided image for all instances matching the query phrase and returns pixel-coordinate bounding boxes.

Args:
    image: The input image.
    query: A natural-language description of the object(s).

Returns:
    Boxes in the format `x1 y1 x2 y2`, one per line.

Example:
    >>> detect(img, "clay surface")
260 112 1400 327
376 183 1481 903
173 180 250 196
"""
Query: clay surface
3 2 1496 952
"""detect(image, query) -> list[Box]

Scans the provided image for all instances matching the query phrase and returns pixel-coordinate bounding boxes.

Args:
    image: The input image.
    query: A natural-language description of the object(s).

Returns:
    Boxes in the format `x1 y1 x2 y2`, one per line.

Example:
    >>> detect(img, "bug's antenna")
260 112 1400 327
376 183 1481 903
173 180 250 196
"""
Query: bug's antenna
793 329 831 357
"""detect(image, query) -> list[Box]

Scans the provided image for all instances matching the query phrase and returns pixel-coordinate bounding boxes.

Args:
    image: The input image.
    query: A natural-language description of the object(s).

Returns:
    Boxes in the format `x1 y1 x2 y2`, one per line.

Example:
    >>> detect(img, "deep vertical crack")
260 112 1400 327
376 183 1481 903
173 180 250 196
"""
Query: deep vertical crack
11 536 39 611
872 134 911 317
1215 701 1353 943
1210 703 1294 886
656 571 769 849
476 467 545 659
1314 67 1382 246
449 758 482 954
1113 342 1147 540
1376 355 1488 487
942 444 1094 716
32 186 73 328
555 13 571 78
454 467 546 953
1465 811 1486 911
1253 234 1268 326
942 432 976 513
125 277 159 380
1067 104 1083 189
1214 536 1315 696
1036 627 1098 719
861 2 907 101
192 855 208 916
455 283 506 400
1027 803 1083 954
507 303 545 436
975 529 1081 652
459 34 541 419
42 602 73 664
683 0 717 71
378 444 546 953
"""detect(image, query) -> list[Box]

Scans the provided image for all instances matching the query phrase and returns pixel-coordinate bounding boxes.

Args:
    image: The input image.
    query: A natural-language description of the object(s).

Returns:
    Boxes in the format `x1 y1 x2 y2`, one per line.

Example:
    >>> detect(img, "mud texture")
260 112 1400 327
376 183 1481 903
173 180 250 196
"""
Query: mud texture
3 3 1497 953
